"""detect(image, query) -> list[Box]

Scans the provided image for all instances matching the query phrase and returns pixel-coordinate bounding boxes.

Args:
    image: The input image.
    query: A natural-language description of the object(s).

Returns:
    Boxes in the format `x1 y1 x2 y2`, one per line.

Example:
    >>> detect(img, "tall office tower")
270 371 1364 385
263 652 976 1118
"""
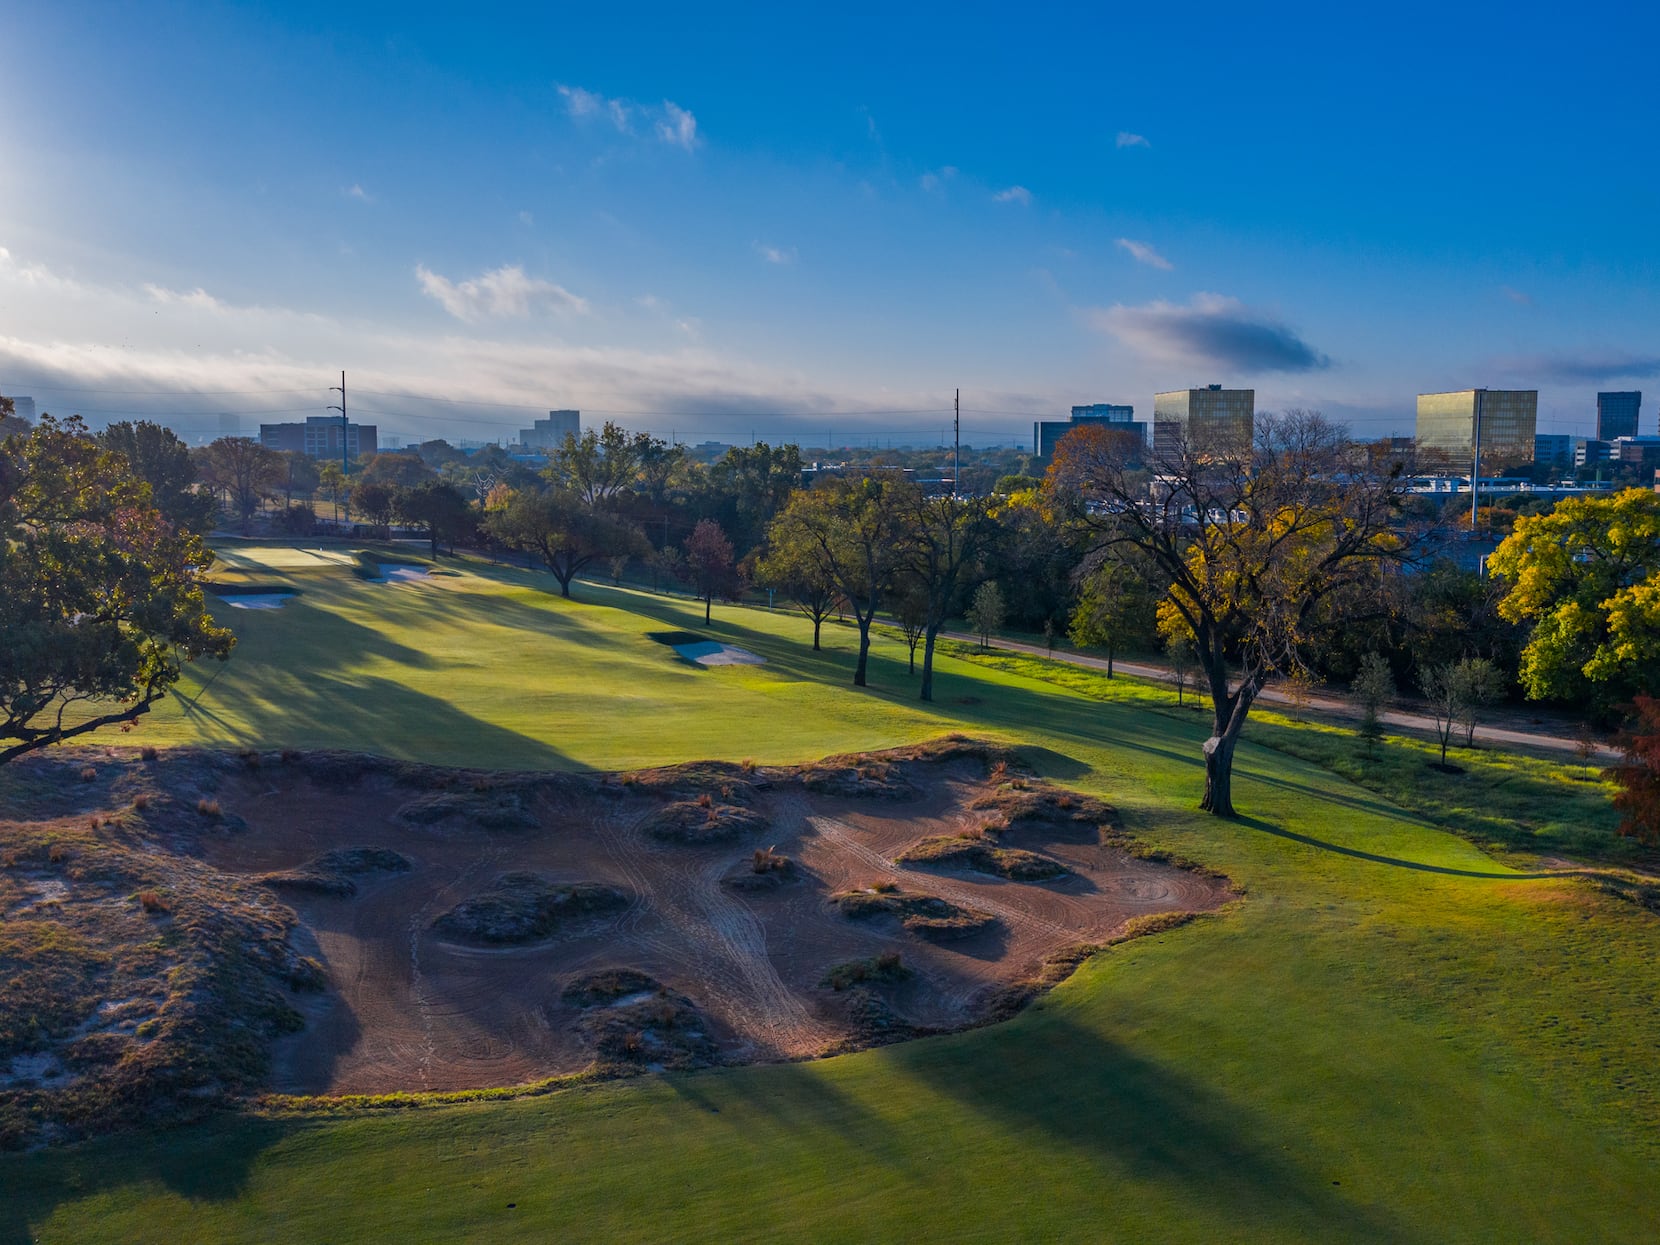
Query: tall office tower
1151 385 1254 457
1033 402 1146 459
1415 389 1537 475
519 409 581 449
1597 391 1641 441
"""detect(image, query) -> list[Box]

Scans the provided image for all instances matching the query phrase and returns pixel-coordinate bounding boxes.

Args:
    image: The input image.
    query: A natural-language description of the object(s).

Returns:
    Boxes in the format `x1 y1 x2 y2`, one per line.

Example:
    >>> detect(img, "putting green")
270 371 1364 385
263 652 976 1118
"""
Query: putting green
5 544 1658 1243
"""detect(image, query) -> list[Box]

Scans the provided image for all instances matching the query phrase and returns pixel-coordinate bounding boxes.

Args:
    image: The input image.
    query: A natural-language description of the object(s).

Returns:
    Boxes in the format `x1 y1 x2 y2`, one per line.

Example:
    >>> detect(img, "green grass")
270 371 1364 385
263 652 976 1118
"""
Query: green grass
5 544 1660 1243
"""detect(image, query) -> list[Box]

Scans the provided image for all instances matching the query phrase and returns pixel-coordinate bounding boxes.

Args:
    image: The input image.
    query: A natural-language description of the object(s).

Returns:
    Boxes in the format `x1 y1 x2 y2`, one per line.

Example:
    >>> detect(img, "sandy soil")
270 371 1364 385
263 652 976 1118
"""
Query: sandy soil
187 744 1229 1095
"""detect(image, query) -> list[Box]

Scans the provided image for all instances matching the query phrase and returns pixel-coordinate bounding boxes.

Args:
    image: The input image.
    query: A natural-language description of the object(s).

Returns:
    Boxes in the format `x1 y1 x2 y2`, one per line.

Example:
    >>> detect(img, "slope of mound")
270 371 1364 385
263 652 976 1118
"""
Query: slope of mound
432 875 630 944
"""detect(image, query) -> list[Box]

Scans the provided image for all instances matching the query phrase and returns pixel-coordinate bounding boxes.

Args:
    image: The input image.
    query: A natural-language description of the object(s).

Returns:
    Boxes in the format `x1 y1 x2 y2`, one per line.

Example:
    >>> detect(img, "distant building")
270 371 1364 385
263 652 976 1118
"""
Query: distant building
260 415 379 461
1576 439 1611 468
6 395 35 423
1033 402 1146 459
1613 436 1660 469
1533 433 1580 472
1152 385 1254 457
1415 389 1537 475
519 409 580 450
1597 391 1642 441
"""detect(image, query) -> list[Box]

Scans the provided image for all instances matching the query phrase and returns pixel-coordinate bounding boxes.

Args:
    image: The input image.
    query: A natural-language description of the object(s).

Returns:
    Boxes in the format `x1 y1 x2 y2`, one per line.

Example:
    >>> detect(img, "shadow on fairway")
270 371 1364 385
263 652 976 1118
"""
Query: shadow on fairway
1236 817 1572 881
907 1014 1412 1243
0 1115 308 1245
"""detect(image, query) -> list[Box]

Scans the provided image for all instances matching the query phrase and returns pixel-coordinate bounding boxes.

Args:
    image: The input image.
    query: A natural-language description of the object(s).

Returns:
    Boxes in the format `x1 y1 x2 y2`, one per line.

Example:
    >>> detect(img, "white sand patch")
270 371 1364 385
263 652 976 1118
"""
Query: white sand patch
672 641 767 666
216 591 296 610
375 564 433 583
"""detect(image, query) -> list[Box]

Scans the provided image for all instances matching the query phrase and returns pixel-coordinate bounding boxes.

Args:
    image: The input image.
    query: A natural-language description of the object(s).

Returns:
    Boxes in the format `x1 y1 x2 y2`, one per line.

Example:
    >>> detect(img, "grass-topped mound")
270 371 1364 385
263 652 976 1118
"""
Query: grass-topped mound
397 789 539 832
821 950 911 992
897 833 1069 880
259 847 412 896
563 970 718 1070
970 775 1117 839
831 884 997 939
641 799 769 843
432 874 630 944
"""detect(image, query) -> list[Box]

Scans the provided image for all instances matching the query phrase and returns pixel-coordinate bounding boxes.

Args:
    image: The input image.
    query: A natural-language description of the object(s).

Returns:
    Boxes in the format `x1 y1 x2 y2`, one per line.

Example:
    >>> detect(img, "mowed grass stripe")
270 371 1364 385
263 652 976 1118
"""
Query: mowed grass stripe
5 547 1658 1243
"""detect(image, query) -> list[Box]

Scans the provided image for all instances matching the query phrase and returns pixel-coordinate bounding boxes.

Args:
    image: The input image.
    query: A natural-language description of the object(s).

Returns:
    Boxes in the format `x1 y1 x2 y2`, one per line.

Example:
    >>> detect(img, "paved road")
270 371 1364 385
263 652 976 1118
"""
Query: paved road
941 630 1619 763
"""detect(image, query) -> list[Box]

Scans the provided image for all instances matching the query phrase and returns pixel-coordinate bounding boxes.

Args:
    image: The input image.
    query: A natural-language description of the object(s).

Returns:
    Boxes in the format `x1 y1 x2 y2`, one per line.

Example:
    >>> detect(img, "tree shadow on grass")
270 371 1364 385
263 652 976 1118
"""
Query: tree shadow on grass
903 1014 1413 1243
1233 816 1576 881
0 1114 309 1245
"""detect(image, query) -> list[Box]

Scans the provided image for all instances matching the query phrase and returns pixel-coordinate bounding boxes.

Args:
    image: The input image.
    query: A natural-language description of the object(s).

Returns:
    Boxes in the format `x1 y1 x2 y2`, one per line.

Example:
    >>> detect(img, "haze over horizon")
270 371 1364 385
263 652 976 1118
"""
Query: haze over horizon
2 1 1657 447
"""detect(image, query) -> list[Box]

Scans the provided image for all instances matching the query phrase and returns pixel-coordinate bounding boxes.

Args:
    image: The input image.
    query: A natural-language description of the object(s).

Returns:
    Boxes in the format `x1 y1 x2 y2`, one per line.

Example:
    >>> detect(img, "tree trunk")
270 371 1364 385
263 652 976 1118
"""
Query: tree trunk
1200 732 1239 817
919 626 939 702
704 594 712 624
1107 642 1115 679
812 615 822 650
853 612 873 686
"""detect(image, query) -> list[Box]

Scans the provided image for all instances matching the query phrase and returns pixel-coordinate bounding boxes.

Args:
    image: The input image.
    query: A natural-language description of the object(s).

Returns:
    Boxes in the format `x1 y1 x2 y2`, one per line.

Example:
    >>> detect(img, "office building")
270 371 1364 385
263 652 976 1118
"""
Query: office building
1152 385 1254 457
1033 402 1146 459
1614 436 1660 469
519 409 580 450
1415 389 1537 475
259 415 379 461
1598 391 1642 442
6 395 35 423
1533 433 1580 472
1576 439 1611 469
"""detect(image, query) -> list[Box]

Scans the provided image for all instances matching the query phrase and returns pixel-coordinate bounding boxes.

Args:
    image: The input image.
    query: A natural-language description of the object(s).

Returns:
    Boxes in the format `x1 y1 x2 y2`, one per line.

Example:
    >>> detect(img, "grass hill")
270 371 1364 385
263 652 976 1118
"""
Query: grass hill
2 543 1657 1243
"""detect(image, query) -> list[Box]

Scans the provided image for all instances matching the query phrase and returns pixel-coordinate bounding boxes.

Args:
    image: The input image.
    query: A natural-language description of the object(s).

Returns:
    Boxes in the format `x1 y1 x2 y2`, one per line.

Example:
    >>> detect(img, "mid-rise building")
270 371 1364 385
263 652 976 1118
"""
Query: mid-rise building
1576 439 1611 468
1597 391 1642 442
259 415 379 461
519 409 580 450
1613 436 1660 469
1033 402 1146 459
1533 433 1581 472
1152 385 1254 457
1415 389 1537 475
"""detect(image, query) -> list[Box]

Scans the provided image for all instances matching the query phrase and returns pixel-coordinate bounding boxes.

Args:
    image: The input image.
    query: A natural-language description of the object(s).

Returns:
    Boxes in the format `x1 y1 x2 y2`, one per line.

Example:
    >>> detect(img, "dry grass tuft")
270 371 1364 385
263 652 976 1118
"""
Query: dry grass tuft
136 890 170 915
196 798 221 819
139 745 158 761
78 767 98 783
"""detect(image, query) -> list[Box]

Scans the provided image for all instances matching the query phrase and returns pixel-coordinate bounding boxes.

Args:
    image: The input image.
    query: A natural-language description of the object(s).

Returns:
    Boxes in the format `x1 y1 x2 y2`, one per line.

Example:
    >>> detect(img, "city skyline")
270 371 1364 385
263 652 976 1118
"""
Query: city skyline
2 2 1657 446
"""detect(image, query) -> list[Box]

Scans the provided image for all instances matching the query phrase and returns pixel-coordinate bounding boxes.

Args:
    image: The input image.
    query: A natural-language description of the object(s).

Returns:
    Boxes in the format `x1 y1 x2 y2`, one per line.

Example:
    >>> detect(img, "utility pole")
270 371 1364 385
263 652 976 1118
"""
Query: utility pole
954 388 961 498
327 370 348 476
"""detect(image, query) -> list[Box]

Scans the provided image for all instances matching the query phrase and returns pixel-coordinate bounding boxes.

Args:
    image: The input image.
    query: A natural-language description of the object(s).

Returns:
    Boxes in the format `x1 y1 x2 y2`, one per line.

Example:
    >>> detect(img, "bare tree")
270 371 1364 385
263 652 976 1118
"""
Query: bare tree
1051 411 1413 816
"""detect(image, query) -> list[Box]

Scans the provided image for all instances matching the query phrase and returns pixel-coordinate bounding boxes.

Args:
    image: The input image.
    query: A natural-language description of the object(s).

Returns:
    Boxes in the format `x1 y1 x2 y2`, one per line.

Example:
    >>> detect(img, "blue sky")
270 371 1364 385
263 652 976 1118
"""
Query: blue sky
2 1 1656 446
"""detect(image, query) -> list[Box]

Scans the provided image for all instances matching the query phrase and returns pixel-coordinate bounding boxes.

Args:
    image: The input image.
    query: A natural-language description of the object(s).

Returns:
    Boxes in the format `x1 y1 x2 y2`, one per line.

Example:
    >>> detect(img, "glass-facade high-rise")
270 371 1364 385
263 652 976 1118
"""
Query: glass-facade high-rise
1152 385 1254 457
1415 389 1537 475
1597 391 1641 441
1033 404 1145 459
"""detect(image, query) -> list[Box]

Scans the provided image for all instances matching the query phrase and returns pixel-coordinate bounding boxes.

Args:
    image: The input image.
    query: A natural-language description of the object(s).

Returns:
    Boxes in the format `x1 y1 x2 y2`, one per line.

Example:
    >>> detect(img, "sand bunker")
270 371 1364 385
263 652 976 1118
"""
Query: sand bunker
374 563 432 583
0 739 1231 1125
647 630 768 666
215 590 297 610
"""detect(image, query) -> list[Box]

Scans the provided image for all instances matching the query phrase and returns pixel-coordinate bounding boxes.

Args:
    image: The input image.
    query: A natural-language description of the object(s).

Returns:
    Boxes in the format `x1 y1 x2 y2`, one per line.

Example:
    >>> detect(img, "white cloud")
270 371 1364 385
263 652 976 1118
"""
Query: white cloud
636 293 665 311
920 166 958 192
1115 238 1173 270
754 242 796 266
993 185 1032 206
344 184 372 202
1088 292 1330 373
518 210 534 226
143 284 229 312
415 264 589 321
558 84 698 150
1116 131 1150 149
656 101 699 151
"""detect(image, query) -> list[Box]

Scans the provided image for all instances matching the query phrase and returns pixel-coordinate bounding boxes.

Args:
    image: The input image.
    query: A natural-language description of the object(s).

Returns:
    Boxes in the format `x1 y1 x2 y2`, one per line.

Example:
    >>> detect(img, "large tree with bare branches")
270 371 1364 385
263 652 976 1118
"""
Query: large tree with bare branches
1050 412 1411 816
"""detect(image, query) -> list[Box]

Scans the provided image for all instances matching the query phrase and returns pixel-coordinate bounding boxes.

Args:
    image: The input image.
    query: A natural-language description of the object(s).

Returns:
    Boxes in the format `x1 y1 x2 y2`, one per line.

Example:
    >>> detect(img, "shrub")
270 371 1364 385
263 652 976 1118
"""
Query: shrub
751 847 790 874
79 767 97 783
696 792 714 808
139 745 159 761
136 890 169 915
132 794 150 812
196 798 221 818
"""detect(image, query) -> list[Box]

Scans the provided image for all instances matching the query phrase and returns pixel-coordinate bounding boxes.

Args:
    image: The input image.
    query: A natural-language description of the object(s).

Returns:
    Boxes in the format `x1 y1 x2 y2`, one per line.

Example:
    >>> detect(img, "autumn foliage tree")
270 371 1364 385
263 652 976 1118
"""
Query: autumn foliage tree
1 417 234 763
1610 695 1660 845
1050 412 1412 817
682 518 741 624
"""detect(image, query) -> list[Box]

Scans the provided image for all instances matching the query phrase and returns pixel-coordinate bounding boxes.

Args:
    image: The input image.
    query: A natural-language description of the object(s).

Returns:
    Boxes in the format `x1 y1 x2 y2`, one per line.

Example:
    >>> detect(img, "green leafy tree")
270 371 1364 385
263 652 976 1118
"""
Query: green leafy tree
892 488 996 700
765 476 901 686
0 393 30 441
1451 656 1506 746
318 460 349 523
395 481 473 556
276 450 320 509
545 421 672 507
350 481 396 537
755 536 839 651
1067 555 1157 678
97 421 216 532
1350 652 1396 750
0 417 234 763
967 580 1006 649
486 489 647 598
894 582 929 674
360 452 437 489
1488 489 1660 712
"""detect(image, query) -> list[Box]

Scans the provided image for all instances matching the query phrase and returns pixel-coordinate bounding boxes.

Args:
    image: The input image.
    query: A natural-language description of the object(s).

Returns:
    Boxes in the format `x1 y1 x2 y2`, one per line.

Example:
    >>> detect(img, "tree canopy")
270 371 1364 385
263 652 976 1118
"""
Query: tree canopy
1 417 234 763
97 421 217 532
1488 488 1660 712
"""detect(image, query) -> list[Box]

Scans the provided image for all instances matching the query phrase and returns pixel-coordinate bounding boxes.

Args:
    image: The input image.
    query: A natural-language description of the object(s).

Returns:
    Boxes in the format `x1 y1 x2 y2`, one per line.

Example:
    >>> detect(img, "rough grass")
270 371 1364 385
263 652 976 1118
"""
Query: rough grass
8 546 1660 1242
822 950 909 992
258 847 412 896
431 874 630 945
831 886 997 938
639 801 769 844
896 833 1069 880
